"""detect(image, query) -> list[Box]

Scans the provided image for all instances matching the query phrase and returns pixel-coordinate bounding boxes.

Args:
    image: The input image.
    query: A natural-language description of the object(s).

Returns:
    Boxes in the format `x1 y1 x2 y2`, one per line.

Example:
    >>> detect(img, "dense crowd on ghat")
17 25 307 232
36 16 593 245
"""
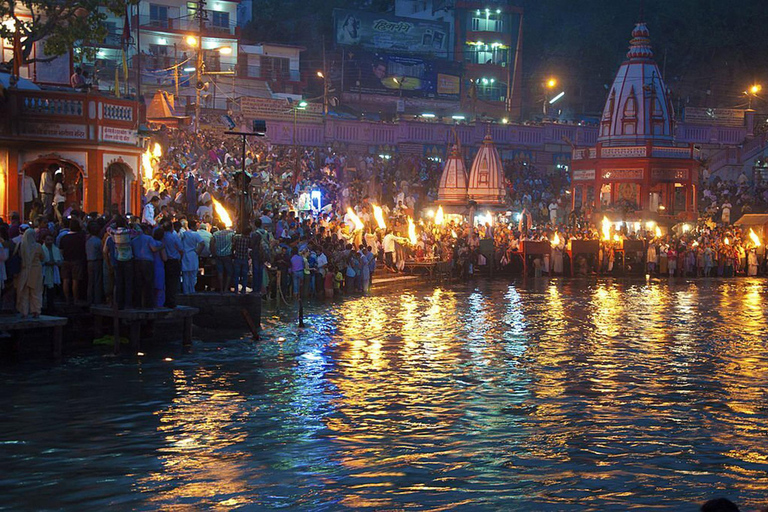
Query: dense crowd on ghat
0 125 766 318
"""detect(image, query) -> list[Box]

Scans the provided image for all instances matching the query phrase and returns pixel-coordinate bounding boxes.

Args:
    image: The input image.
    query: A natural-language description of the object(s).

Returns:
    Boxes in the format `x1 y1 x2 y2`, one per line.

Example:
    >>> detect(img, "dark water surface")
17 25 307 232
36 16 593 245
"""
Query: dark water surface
2 278 768 511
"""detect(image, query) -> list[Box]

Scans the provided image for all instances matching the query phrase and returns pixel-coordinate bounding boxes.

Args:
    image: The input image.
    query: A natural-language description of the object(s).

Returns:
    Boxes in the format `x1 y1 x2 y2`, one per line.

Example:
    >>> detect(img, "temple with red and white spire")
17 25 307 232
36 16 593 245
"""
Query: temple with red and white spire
570 17 699 222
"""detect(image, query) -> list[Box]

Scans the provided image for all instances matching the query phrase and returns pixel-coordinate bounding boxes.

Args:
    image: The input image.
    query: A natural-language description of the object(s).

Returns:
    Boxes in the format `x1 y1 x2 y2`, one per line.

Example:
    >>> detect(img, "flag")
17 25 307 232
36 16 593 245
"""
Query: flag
121 5 131 45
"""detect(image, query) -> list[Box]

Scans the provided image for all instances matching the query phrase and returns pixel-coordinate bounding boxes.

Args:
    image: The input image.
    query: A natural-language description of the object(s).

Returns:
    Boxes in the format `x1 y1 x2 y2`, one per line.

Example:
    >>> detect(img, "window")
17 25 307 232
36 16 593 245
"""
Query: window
211 11 229 28
149 4 169 27
464 43 507 65
261 56 290 81
470 15 504 32
471 78 506 102
186 1 197 16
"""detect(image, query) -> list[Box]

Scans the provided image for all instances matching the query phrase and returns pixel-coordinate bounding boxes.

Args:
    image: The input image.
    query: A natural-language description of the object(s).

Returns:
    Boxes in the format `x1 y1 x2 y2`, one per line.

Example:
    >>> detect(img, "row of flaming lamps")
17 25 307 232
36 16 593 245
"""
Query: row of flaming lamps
598 215 761 248
345 205 448 246
138 152 764 250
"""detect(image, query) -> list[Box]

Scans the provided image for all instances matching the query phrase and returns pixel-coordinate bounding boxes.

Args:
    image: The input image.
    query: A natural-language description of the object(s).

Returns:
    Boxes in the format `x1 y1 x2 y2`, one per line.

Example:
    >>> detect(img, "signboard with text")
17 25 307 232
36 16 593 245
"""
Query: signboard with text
101 126 138 145
334 8 450 58
19 122 87 140
683 108 745 127
343 50 461 101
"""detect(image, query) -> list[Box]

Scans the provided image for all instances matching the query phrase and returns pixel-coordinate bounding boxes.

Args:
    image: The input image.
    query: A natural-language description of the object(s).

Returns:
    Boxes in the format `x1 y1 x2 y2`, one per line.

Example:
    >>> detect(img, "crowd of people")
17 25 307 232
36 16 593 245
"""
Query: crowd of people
1 124 768 318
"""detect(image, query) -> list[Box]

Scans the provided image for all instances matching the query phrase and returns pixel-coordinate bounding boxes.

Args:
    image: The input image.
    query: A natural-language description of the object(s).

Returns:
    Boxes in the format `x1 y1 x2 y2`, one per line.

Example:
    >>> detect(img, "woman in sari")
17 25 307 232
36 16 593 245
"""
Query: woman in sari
16 229 44 318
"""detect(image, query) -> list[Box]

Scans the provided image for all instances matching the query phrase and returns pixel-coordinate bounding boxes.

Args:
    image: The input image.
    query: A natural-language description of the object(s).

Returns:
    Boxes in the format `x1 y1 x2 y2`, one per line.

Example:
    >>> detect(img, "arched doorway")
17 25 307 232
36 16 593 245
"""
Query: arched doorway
21 156 84 220
104 162 130 215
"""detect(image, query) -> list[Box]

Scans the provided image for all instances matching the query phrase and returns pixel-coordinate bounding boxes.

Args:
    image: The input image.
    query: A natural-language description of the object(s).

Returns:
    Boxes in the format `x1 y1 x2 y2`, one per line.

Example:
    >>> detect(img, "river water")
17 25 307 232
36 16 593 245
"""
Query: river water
1 278 768 511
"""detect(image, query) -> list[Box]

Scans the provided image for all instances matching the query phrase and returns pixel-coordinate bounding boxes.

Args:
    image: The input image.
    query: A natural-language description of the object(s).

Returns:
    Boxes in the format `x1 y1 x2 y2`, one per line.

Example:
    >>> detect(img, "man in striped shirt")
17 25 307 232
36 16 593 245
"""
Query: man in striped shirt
210 222 234 293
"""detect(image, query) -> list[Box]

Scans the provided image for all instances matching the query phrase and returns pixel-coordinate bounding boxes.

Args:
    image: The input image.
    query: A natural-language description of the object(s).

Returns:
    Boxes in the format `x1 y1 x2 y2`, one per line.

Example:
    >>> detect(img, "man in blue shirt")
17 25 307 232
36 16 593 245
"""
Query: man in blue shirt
131 225 163 308
162 221 184 308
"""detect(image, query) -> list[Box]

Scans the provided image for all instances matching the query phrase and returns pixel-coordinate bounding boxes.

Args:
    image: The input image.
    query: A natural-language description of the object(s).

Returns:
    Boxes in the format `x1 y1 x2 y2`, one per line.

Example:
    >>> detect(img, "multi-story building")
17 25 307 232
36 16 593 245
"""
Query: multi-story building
453 0 523 120
388 0 524 120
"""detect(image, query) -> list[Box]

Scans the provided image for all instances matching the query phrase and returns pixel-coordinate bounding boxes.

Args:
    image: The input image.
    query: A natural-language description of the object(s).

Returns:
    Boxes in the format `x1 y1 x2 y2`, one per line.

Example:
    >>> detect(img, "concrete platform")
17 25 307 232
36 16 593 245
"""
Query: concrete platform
177 292 260 329
0 314 68 359
90 305 199 353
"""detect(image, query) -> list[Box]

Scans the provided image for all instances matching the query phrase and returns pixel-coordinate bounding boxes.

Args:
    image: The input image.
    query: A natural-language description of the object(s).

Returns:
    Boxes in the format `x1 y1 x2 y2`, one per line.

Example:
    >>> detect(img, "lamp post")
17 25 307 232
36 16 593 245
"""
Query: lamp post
543 77 557 115
290 99 307 176
746 84 762 109
224 120 266 234
317 71 328 116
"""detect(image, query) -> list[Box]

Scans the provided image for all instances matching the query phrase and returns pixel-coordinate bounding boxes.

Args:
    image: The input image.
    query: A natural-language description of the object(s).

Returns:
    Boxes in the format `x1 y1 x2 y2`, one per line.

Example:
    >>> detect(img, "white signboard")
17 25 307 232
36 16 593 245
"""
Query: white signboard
572 169 595 181
19 122 87 140
102 126 138 145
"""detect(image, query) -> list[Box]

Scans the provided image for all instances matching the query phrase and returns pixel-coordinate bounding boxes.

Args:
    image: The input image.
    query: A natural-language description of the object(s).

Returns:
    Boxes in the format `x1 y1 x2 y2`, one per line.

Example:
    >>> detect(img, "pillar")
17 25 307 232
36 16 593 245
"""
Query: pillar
7 148 20 217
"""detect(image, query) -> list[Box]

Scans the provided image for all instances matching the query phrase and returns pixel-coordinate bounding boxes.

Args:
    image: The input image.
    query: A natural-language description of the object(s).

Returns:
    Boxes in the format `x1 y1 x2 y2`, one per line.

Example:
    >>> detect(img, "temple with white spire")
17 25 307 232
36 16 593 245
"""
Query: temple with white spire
570 19 699 222
437 145 469 205
467 133 506 205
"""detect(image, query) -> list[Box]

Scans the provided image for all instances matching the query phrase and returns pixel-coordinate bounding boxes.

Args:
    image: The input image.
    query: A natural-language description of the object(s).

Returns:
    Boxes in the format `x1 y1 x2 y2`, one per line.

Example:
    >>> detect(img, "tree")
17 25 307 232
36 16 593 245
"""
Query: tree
0 0 132 66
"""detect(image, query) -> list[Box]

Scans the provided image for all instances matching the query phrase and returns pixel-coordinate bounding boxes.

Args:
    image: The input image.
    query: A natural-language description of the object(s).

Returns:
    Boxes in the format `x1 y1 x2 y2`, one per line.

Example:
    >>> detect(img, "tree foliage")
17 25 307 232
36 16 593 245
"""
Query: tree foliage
0 0 131 65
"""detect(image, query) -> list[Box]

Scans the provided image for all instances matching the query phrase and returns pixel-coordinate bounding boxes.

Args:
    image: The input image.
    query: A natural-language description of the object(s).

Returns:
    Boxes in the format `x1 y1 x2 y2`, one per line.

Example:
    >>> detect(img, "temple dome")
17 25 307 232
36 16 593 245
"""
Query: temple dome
438 145 469 204
468 134 505 205
597 22 675 147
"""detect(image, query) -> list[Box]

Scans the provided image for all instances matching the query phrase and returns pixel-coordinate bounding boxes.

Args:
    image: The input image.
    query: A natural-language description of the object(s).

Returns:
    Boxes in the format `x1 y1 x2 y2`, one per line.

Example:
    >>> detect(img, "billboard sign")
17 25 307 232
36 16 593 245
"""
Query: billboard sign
334 8 450 58
344 51 461 100
683 108 745 127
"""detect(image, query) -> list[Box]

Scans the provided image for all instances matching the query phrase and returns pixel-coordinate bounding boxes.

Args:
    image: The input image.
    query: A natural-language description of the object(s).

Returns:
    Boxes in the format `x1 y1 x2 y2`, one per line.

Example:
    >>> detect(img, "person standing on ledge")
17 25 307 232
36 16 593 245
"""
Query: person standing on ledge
16 228 44 318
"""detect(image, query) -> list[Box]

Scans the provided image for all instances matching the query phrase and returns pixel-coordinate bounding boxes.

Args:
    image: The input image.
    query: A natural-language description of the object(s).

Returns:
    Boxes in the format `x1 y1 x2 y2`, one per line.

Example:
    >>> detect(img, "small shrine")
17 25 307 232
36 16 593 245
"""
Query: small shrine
437 144 469 205
467 133 506 205
570 19 699 221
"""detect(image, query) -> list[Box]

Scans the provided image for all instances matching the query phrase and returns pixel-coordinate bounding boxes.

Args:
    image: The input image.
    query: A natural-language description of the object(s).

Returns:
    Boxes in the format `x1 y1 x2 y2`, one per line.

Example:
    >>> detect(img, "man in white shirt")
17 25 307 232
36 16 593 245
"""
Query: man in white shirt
39 165 55 215
143 196 159 226
196 201 213 219
383 231 397 271
22 174 38 221
549 201 558 224
721 201 732 225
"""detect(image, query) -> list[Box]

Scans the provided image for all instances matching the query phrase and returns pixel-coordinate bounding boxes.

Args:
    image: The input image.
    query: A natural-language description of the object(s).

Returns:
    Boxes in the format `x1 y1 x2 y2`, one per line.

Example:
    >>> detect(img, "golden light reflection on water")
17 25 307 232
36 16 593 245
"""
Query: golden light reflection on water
138 369 251 509
126 279 768 509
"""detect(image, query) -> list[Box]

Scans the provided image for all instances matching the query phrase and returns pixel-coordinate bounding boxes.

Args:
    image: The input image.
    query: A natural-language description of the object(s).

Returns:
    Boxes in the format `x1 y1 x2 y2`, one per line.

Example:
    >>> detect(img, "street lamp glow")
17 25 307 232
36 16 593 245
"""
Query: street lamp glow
217 46 232 55
298 100 308 108
185 35 197 46
317 71 324 78
183 67 196 72
750 84 762 95
452 115 465 120
421 113 436 118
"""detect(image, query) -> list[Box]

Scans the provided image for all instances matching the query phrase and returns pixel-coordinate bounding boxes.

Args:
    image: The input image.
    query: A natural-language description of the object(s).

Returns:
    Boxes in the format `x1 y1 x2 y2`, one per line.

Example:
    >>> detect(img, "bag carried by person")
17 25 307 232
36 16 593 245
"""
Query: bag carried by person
113 228 133 262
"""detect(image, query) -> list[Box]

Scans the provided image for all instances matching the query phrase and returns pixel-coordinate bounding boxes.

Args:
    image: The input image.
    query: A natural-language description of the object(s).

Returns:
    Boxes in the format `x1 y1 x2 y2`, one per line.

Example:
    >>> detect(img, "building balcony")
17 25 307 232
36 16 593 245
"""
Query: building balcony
137 15 237 37
0 89 138 145
240 65 301 82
